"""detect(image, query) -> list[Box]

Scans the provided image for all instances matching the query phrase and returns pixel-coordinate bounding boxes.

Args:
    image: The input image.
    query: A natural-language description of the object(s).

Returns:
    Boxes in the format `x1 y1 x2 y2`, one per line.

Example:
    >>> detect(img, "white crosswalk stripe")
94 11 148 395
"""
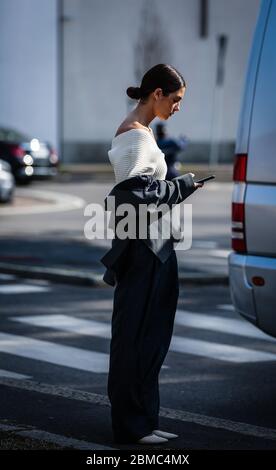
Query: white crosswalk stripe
175 310 276 341
170 336 276 363
13 314 111 338
0 284 50 294
208 249 231 258
11 313 276 363
0 369 31 379
0 332 109 373
1 316 168 373
0 274 17 281
218 304 235 311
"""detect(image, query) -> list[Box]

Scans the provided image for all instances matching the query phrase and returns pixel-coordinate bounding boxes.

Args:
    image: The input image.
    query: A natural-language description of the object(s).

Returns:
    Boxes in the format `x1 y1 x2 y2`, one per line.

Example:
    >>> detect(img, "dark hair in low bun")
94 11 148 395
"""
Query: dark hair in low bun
126 86 141 100
126 64 186 102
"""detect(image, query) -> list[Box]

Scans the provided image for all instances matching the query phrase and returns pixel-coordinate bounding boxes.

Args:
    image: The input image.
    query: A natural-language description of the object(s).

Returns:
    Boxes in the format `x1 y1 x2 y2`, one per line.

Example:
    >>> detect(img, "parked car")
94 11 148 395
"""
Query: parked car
0 158 15 203
0 127 59 184
228 0 276 338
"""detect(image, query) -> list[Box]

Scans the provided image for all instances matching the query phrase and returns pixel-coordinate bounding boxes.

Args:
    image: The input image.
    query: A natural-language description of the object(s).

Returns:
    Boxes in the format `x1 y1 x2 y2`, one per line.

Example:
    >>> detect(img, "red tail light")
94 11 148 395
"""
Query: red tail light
10 144 25 158
232 154 247 252
233 153 247 182
50 148 59 164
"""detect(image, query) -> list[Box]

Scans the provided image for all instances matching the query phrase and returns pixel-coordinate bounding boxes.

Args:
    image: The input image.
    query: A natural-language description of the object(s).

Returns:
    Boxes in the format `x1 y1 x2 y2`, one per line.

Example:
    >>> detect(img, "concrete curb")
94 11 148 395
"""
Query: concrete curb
0 262 229 287
0 189 85 216
59 162 233 181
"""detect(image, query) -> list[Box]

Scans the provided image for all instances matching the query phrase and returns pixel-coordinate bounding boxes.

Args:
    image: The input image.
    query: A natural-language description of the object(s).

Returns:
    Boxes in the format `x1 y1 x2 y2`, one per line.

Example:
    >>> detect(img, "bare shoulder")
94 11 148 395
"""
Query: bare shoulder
114 121 153 138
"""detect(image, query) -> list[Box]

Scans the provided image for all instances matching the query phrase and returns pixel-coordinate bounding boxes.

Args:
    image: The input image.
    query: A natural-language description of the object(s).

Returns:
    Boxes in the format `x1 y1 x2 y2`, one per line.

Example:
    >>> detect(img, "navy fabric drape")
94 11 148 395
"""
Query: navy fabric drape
102 173 197 443
107 239 179 443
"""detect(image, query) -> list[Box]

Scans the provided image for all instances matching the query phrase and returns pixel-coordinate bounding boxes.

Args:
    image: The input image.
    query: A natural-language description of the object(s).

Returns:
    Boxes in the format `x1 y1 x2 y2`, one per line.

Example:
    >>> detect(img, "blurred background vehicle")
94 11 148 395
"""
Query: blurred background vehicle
228 0 276 338
0 127 59 185
0 158 15 203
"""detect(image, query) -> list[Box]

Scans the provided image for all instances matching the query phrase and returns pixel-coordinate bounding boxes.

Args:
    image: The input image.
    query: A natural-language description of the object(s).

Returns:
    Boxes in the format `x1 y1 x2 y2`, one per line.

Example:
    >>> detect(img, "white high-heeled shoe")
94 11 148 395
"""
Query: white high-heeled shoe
152 429 178 439
137 433 168 444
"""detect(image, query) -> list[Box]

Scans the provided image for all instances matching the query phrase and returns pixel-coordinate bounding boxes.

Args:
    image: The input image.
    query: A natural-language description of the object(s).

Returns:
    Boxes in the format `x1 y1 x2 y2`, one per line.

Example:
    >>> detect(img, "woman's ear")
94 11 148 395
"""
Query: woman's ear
153 88 163 101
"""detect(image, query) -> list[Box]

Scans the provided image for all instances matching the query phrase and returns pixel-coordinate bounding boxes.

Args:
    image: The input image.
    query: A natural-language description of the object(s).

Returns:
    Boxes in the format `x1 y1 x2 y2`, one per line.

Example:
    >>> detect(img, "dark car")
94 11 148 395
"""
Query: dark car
0 158 15 203
0 127 59 184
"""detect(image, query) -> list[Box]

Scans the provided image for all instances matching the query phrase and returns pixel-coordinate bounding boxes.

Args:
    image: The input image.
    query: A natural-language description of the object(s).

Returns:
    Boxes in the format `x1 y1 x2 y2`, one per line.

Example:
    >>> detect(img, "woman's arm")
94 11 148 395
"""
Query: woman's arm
125 172 202 209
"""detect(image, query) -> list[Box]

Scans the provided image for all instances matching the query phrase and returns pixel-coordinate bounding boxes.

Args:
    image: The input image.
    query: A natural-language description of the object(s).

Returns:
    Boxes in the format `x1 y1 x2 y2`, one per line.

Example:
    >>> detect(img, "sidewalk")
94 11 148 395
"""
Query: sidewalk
58 162 233 183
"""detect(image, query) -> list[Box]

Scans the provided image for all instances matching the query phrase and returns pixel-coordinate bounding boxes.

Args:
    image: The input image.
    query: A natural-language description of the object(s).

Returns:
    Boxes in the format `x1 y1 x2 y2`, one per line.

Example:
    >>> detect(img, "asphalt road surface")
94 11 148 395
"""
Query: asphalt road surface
0 178 233 276
1 273 276 450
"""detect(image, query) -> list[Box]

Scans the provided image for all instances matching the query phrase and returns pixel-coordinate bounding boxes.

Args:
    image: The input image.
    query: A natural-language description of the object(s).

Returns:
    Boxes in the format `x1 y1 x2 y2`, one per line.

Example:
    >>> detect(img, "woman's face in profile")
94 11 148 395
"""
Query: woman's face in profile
154 86 185 120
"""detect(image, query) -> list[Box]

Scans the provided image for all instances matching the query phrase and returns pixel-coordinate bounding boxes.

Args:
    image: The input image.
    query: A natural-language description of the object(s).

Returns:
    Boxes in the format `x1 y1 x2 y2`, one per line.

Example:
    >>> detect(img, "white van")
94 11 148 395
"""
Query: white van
228 0 276 338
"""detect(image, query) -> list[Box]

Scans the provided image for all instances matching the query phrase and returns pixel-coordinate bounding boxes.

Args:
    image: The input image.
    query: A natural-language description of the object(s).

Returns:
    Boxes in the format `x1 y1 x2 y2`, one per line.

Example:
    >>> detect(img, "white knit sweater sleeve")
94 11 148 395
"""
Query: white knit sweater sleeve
108 129 167 184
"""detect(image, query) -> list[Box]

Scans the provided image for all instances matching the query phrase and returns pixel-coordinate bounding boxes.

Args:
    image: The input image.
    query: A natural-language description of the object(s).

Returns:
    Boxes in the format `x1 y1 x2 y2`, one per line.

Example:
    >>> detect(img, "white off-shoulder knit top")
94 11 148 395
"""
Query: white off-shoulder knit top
108 128 167 184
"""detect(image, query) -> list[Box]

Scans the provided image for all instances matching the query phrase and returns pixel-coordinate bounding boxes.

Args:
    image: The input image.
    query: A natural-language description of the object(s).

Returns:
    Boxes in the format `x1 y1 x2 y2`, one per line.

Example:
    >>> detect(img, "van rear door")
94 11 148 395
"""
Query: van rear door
245 0 276 256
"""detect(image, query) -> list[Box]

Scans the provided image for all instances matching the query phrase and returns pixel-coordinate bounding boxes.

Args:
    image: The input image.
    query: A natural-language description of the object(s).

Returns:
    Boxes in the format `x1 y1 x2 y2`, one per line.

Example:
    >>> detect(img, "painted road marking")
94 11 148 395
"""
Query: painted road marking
0 377 276 443
0 332 109 373
0 284 50 294
175 310 276 341
0 421 115 450
13 314 112 337
0 274 17 281
0 189 85 215
209 249 231 258
171 336 276 363
217 304 235 311
12 314 276 363
0 369 31 379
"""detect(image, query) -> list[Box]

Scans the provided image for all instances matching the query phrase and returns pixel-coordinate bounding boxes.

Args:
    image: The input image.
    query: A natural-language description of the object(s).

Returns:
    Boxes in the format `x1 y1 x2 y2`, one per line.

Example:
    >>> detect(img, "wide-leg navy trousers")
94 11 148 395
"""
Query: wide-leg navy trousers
107 239 179 443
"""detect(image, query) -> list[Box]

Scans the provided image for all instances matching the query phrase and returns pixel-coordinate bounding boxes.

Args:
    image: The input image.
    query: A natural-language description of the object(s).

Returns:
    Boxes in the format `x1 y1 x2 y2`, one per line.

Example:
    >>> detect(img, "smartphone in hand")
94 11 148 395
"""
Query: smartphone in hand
195 175 216 184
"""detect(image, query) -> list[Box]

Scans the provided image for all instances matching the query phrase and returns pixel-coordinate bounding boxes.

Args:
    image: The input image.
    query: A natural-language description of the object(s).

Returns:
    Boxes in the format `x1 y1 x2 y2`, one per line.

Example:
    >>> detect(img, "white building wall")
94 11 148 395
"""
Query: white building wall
62 0 260 159
0 0 58 148
0 0 260 163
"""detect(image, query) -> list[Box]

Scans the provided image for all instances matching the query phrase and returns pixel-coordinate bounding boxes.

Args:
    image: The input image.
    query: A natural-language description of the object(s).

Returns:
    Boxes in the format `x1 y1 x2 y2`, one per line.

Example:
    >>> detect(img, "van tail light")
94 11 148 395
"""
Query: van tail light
232 153 247 252
233 153 247 182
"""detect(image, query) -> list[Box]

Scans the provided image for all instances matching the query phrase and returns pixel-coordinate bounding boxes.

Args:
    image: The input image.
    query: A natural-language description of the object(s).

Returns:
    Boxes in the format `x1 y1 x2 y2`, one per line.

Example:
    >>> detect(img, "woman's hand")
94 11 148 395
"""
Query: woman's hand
189 173 204 189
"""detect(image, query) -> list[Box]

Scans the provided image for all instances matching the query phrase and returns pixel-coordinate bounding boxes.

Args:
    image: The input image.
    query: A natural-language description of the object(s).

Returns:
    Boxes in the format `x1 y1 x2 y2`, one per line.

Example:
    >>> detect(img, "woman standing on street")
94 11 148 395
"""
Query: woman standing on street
105 64 203 445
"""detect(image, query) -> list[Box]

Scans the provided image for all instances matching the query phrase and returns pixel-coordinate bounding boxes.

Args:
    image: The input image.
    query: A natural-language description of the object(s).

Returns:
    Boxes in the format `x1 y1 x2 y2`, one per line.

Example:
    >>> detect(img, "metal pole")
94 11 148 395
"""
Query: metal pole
200 0 208 38
208 34 228 169
57 0 64 164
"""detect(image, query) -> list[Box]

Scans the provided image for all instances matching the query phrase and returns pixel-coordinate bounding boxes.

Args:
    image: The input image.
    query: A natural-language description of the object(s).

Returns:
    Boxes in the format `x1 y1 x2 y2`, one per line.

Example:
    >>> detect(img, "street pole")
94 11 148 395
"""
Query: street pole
57 0 64 164
208 34 228 170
